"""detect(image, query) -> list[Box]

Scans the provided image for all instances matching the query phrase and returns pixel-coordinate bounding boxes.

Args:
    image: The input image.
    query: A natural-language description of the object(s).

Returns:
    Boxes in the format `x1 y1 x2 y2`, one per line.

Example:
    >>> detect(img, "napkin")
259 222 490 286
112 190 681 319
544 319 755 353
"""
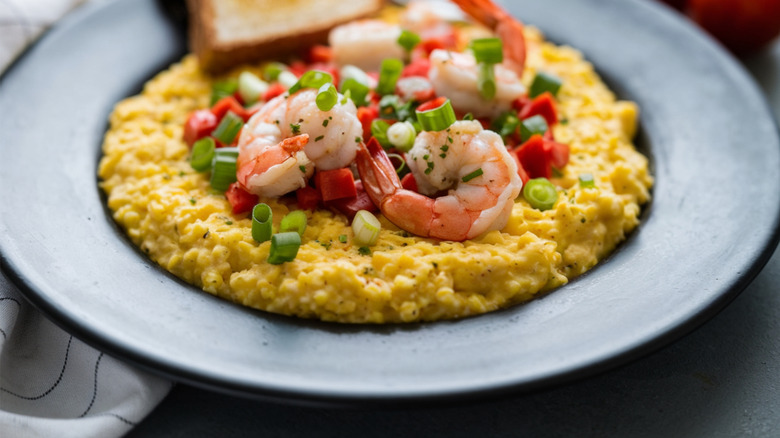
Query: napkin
0 1 172 437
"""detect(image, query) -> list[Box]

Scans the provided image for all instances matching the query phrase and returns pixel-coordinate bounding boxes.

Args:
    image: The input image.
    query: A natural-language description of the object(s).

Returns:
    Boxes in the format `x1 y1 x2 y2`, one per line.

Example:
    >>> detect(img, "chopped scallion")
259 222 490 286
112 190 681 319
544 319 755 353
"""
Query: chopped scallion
470 38 504 64
277 70 299 89
263 62 287 81
267 232 301 264
523 178 558 211
376 58 404 96
340 78 369 107
416 99 456 131
211 111 244 145
387 153 407 175
288 70 333 95
316 83 338 111
519 115 549 143
210 149 238 191
238 71 269 105
252 203 273 243
339 234 348 243
210 79 238 106
491 110 520 139
280 210 307 236
386 121 417 152
397 29 422 53
352 210 381 246
190 137 215 172
461 168 484 183
477 62 497 99
370 119 392 149
529 71 563 98
579 173 596 188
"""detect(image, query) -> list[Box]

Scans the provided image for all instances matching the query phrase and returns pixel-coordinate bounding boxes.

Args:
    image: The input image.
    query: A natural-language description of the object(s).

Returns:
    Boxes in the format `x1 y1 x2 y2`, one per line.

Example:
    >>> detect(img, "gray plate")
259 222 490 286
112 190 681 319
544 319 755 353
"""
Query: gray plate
1 0 778 406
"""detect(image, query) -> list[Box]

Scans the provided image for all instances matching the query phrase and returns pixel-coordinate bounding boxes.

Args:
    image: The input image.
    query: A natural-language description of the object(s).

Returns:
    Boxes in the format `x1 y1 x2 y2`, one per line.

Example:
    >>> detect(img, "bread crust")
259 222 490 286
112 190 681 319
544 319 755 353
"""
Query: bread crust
187 0 386 73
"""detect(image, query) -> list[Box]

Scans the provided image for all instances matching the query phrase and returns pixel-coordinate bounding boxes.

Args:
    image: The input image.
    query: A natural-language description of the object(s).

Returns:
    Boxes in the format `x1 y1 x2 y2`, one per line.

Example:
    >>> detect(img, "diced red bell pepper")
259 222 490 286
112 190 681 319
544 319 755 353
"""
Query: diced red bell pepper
519 92 558 126
547 139 570 169
210 96 256 122
401 173 419 192
357 104 380 141
183 109 218 147
402 57 431 78
296 185 322 211
225 182 259 215
263 83 287 102
326 180 378 220
515 135 552 179
512 95 531 112
315 168 358 202
514 135 571 180
510 149 531 184
307 45 333 64
417 96 448 112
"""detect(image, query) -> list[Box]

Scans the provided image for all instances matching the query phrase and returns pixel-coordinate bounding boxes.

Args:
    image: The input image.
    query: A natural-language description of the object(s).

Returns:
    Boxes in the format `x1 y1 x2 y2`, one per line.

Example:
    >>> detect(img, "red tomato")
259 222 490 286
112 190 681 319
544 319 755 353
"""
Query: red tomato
685 0 780 54
183 109 218 147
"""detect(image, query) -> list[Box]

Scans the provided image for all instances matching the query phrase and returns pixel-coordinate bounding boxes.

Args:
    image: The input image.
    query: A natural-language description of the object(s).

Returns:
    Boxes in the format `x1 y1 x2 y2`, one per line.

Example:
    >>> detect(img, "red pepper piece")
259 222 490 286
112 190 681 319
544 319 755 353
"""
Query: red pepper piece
210 96 255 122
512 95 531 112
515 135 551 179
183 109 218 147
296 185 322 211
401 57 431 78
225 182 259 215
315 168 358 202
417 96 448 112
519 92 558 126
546 139 570 170
326 180 378 220
510 150 531 185
307 45 333 64
357 104 380 141
262 83 286 102
401 172 419 192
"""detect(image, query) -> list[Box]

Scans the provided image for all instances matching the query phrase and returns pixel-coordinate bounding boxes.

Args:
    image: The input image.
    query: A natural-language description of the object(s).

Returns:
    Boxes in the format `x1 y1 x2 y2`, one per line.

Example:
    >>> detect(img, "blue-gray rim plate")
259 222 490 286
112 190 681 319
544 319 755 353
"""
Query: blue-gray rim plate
1 0 779 406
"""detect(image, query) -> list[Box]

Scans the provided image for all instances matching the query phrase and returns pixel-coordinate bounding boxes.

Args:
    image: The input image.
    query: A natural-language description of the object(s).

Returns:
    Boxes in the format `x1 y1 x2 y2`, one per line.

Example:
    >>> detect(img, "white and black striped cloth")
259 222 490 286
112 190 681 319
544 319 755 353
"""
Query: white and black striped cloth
0 1 172 436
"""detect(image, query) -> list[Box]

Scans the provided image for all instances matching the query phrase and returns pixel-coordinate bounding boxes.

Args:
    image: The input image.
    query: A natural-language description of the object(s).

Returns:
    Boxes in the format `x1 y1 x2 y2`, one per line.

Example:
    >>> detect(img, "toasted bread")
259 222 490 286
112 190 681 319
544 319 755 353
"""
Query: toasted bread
186 0 386 73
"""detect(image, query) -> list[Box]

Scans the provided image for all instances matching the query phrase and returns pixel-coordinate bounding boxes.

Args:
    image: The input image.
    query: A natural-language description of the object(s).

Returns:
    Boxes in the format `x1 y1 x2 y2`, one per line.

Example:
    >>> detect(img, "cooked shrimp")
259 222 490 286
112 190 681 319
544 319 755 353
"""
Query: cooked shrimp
428 49 525 118
400 0 464 42
237 89 363 197
450 0 526 74
329 20 406 72
356 121 522 241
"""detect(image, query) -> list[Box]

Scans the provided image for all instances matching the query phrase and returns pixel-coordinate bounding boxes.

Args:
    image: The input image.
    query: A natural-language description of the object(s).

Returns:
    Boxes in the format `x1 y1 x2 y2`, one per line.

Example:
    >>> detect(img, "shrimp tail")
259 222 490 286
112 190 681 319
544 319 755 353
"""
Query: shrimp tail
450 0 526 74
355 138 436 238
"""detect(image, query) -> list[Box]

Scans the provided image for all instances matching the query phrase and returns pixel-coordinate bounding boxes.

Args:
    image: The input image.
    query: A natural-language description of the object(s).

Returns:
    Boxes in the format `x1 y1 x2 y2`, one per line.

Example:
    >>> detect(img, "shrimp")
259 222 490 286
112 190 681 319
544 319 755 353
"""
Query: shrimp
356 121 522 241
237 89 363 197
328 20 406 71
449 0 526 74
428 49 525 118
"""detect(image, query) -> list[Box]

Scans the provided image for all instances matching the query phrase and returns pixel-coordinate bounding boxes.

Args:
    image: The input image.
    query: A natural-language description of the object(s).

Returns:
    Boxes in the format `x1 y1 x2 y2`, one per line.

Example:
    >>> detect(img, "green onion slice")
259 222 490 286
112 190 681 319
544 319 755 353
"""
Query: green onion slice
523 178 558 211
352 210 381 246
340 78 369 107
461 168 484 183
529 71 563 98
519 115 549 143
280 210 307 236
190 137 216 172
386 121 417 152
370 119 392 149
263 62 287 81
252 203 273 243
579 173 596 188
376 58 404 96
339 234 348 243
477 62 496 100
470 38 504 64
277 71 299 89
316 83 338 112
210 78 238 106
387 153 407 175
211 111 244 145
288 70 333 95
398 29 422 53
267 232 301 264
210 148 238 191
491 110 520 139
238 71 268 105
416 99 457 132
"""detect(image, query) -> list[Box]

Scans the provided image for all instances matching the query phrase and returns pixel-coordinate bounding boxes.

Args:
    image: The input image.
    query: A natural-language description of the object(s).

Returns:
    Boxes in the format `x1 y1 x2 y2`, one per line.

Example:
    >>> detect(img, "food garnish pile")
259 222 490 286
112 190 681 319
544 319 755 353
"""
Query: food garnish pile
98 0 653 323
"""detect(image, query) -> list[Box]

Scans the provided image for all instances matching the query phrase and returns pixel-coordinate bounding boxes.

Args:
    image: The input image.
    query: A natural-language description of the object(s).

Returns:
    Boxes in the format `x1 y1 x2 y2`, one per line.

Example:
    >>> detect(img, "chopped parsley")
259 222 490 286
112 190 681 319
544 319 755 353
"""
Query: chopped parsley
290 123 301 134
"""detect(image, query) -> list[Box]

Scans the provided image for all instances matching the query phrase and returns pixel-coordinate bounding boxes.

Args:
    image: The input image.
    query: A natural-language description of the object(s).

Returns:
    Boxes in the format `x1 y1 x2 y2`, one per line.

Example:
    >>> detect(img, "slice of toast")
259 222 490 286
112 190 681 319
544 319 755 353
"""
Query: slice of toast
187 0 386 73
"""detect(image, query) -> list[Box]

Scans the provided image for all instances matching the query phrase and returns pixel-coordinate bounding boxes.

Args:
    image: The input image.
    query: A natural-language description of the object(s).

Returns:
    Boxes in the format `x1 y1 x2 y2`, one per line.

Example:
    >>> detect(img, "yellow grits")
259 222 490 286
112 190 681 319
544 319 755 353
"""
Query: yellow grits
98 27 653 323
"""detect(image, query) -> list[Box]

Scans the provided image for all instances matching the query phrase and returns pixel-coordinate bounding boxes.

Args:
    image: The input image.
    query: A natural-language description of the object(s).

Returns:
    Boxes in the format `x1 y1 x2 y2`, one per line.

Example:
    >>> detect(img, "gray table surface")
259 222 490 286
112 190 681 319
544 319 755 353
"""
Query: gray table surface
120 38 780 437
